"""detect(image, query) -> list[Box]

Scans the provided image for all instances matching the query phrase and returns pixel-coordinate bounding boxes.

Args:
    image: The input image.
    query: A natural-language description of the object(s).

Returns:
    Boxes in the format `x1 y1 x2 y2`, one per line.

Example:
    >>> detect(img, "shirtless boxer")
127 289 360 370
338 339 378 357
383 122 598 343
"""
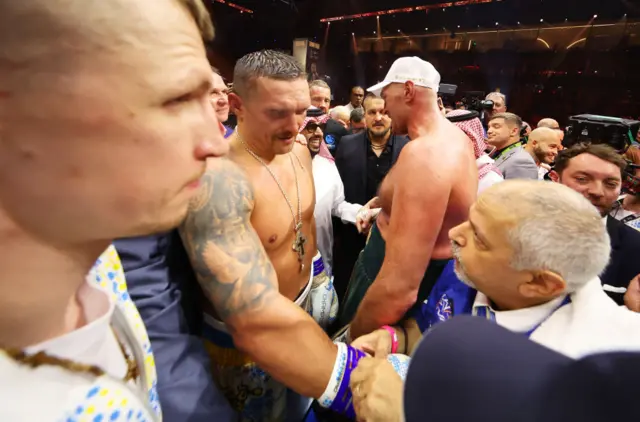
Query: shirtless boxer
180 50 346 421
340 57 478 339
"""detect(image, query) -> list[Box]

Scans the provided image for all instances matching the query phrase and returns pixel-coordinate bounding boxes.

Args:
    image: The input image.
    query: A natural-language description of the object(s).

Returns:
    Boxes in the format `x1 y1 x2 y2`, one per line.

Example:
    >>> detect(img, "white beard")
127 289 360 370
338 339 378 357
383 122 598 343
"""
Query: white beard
451 242 477 289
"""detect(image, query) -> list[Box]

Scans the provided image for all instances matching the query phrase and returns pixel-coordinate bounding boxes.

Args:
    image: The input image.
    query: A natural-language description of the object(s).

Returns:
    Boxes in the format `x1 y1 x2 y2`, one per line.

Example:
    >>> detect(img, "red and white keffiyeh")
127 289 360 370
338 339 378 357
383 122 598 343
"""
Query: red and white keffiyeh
446 109 502 180
300 108 334 162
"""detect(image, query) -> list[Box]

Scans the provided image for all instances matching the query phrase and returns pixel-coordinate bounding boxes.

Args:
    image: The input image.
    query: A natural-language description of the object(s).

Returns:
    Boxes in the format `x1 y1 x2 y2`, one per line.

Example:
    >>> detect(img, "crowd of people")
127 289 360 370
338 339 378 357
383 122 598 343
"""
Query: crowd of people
2 1 640 421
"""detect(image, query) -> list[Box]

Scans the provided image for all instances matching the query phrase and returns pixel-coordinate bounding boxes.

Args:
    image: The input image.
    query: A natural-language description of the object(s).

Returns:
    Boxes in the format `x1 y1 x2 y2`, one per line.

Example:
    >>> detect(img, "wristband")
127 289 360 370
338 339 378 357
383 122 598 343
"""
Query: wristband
318 342 347 408
331 346 366 417
381 325 399 354
317 343 366 418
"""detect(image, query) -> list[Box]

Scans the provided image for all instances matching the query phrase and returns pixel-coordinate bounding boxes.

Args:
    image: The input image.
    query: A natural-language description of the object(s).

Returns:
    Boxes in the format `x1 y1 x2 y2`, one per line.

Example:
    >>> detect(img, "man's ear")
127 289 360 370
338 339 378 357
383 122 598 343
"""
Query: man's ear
549 170 560 183
519 270 567 299
404 81 416 102
228 93 243 117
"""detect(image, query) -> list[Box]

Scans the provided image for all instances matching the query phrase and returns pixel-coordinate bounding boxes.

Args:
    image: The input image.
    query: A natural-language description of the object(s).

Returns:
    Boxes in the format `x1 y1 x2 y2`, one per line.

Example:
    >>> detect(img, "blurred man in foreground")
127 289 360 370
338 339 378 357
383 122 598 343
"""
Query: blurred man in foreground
0 0 229 419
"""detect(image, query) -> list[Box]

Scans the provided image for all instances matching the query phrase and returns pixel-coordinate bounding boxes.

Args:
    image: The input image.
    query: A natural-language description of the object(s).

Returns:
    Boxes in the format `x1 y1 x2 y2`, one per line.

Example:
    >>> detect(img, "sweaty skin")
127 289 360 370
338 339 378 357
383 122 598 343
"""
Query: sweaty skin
350 102 477 339
179 156 335 398
227 136 318 301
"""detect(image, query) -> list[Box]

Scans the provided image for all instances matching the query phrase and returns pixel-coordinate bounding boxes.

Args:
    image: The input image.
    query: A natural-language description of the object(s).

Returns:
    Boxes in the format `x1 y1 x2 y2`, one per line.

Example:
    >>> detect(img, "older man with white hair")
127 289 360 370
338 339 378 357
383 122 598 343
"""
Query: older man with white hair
485 91 507 120
348 180 640 421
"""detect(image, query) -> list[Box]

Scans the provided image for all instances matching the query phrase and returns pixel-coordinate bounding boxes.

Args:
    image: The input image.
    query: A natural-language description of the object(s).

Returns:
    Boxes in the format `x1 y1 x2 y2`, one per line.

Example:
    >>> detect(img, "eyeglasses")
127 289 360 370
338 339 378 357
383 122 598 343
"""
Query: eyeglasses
304 123 326 132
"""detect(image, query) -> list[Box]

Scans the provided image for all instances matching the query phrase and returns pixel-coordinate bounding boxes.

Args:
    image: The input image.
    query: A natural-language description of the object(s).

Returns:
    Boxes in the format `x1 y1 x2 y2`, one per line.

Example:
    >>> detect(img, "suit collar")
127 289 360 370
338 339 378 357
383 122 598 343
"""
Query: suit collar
606 216 622 249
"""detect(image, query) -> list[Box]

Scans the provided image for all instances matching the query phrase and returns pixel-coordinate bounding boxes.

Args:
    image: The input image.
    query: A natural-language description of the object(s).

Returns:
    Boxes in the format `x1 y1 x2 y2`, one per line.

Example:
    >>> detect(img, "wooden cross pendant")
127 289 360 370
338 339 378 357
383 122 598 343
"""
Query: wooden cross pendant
292 222 307 272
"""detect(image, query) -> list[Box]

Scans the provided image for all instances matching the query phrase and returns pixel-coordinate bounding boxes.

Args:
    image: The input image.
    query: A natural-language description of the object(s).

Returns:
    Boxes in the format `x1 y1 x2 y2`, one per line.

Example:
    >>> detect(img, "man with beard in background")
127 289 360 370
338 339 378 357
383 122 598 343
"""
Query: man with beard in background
301 107 361 280
523 127 561 179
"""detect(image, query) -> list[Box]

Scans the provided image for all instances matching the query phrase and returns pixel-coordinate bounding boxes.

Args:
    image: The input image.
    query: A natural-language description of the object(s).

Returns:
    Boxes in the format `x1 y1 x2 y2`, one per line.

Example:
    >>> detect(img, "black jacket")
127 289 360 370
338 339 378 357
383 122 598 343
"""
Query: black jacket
335 131 410 205
601 217 640 304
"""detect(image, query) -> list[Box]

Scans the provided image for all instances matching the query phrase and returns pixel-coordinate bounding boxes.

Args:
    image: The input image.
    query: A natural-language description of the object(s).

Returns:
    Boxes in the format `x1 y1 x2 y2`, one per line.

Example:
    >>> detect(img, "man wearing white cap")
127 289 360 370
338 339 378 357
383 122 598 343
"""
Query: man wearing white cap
340 57 478 340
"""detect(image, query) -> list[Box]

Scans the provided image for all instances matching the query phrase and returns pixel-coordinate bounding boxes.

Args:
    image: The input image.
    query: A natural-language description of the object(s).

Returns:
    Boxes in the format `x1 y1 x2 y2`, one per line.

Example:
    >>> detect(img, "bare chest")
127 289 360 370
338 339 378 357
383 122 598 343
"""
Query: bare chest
245 156 316 256
378 167 396 214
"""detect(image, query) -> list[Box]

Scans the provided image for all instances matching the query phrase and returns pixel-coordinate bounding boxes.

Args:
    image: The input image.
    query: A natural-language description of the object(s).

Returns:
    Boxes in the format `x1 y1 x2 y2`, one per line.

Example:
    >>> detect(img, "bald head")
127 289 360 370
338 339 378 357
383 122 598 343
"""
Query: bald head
526 127 561 164
529 127 558 143
537 118 559 129
478 180 610 290
331 106 351 124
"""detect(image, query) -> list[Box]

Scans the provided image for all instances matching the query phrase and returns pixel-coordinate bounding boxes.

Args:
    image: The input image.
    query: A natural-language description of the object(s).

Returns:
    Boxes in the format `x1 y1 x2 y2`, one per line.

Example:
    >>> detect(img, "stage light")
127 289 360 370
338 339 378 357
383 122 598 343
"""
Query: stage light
517 21 521 24
540 18 543 22
398 29 401 32
457 25 460 28
593 14 598 18
320 1 500 23
495 22 499 25
213 0 253 13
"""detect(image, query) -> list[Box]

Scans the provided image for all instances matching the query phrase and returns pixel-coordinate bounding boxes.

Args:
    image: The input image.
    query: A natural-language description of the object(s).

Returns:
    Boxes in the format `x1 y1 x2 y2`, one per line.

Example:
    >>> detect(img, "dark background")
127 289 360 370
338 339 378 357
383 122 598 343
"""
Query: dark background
205 0 640 124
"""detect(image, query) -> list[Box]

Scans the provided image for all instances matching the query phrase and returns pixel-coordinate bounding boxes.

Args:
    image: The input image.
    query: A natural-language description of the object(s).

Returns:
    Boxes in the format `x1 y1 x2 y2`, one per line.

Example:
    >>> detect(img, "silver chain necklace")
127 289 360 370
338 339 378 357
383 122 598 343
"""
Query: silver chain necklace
238 133 307 272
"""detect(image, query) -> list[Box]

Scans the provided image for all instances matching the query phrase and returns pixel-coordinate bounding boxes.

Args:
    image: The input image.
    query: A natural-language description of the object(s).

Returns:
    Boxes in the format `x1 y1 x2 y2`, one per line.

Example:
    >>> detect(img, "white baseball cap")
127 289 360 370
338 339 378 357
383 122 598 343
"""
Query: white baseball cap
367 57 441 96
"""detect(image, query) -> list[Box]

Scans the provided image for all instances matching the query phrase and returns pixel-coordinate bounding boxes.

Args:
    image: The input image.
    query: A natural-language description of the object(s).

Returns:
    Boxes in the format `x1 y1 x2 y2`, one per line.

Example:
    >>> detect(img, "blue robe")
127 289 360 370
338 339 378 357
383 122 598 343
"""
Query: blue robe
411 260 477 333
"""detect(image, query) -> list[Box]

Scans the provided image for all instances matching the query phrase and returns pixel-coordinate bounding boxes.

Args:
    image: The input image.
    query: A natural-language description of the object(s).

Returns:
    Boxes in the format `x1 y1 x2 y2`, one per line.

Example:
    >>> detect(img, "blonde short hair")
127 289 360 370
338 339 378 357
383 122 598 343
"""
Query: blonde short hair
178 0 214 40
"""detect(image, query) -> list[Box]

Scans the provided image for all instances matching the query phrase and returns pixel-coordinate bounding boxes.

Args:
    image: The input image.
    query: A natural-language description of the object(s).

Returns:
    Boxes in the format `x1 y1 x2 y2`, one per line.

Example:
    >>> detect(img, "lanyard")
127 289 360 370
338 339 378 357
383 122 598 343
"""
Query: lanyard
493 141 523 160
621 213 640 224
524 296 571 338
474 295 571 338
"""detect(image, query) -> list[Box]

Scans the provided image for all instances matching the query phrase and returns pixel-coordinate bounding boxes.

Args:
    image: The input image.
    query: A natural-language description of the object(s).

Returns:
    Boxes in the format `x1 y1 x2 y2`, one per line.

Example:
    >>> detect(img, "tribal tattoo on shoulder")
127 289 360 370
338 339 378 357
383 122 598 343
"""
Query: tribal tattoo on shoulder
179 159 278 321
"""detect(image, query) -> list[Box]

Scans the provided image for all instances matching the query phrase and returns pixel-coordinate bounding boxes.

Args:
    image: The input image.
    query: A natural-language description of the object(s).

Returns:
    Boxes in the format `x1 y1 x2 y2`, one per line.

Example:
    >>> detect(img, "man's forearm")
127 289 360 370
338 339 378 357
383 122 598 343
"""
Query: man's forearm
228 294 337 398
350 283 414 339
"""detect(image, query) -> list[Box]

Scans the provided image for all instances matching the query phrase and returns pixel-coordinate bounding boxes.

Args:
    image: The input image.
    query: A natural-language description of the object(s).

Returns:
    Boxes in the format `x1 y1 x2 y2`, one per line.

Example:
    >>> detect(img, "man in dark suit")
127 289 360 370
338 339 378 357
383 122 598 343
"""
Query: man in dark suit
114 233 236 421
333 95 410 301
550 143 640 304
404 316 639 422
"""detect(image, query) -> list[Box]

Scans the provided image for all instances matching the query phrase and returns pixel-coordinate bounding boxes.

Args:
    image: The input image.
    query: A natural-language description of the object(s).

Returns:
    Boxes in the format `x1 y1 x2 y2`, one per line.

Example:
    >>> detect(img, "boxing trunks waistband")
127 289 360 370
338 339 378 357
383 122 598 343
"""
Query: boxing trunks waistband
202 268 313 359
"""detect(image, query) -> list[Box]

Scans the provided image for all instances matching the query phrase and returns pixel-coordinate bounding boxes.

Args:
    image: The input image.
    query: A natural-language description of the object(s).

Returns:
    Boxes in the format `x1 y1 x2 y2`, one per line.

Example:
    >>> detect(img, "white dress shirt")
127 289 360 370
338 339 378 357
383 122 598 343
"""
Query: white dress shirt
473 277 640 359
1 282 155 421
312 155 361 276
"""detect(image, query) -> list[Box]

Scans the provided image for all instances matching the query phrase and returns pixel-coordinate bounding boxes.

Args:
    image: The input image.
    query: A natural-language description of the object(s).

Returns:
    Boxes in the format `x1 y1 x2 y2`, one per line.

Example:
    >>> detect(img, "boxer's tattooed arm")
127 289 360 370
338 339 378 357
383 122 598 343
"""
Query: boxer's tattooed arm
179 159 278 321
